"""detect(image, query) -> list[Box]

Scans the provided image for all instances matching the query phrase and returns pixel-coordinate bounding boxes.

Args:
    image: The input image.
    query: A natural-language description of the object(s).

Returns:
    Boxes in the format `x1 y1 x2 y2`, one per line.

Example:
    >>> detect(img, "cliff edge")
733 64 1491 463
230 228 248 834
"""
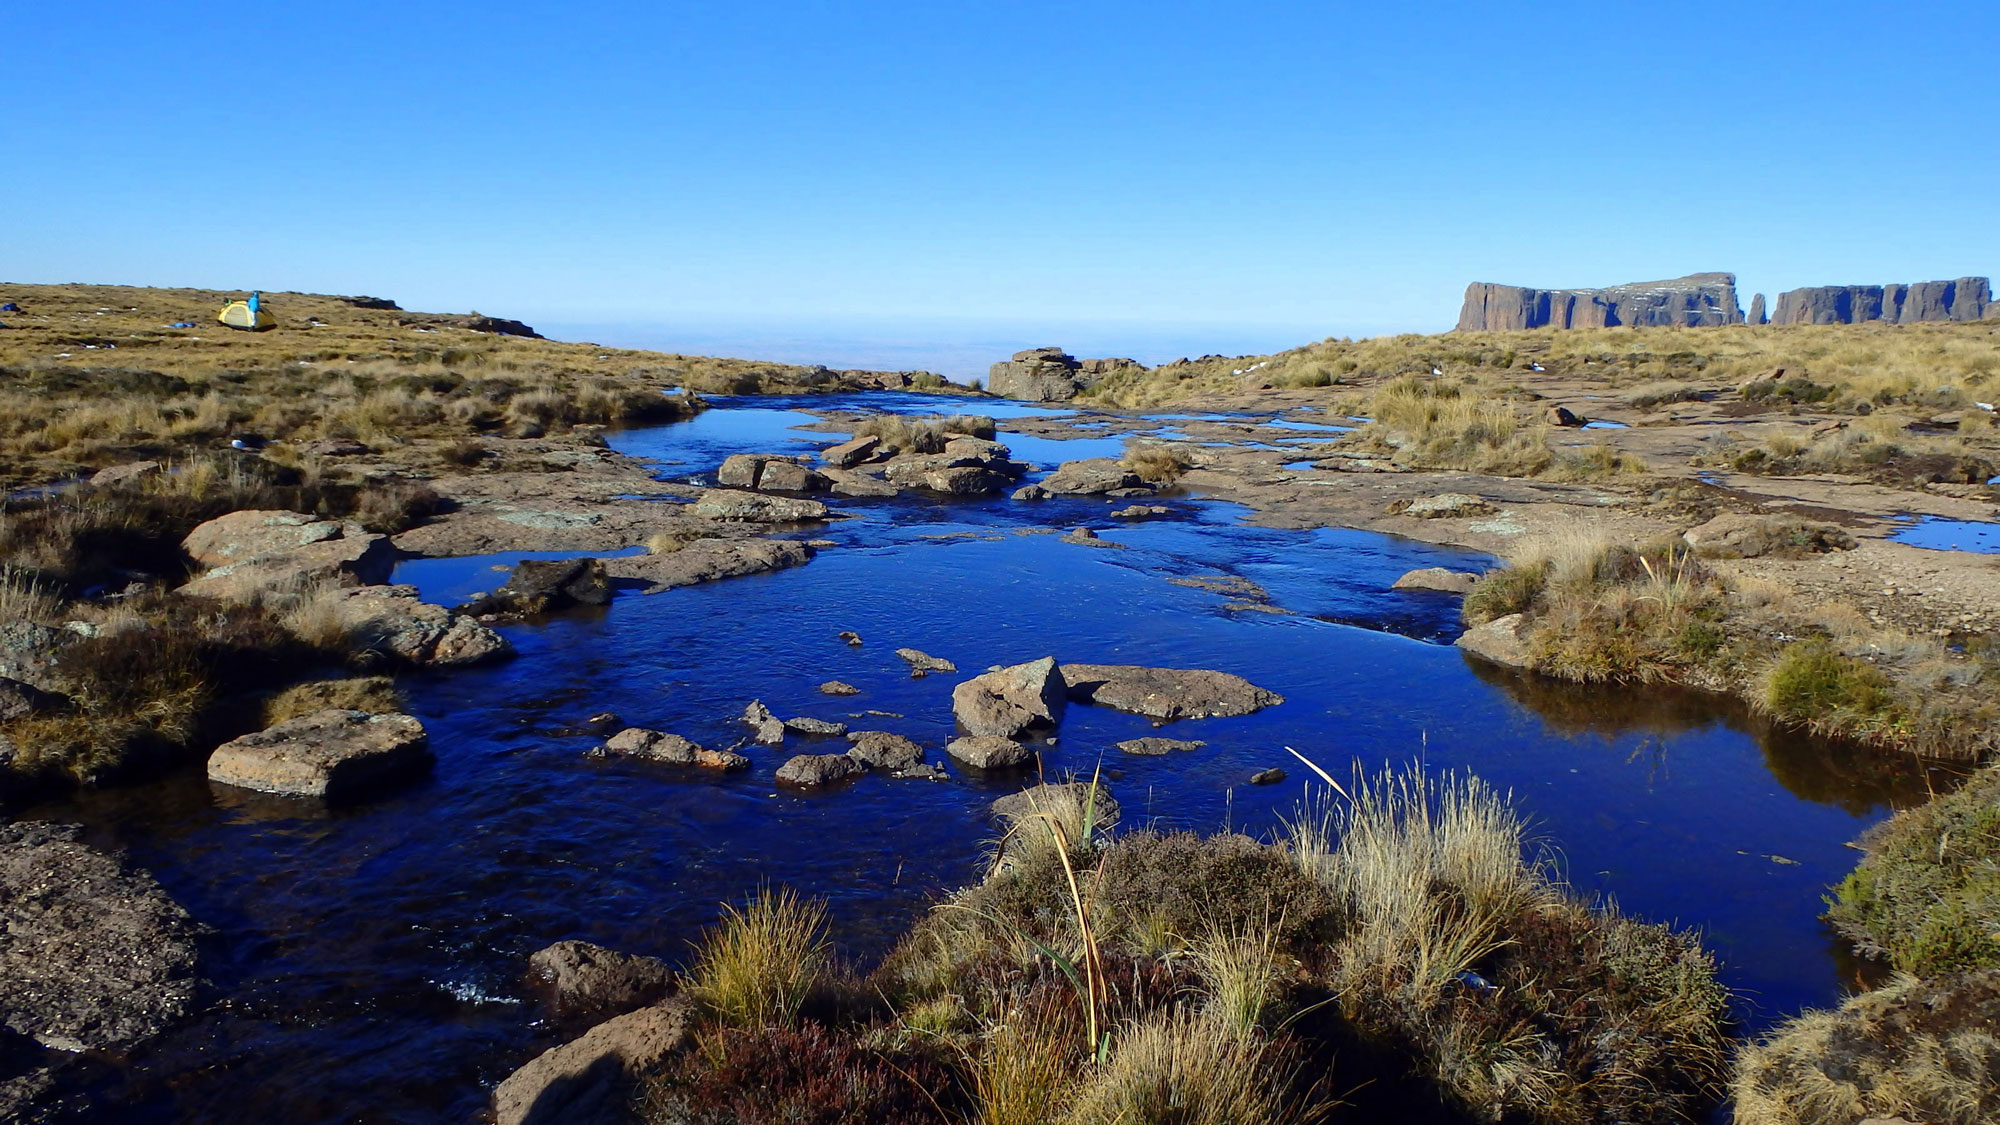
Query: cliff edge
1456 273 1744 331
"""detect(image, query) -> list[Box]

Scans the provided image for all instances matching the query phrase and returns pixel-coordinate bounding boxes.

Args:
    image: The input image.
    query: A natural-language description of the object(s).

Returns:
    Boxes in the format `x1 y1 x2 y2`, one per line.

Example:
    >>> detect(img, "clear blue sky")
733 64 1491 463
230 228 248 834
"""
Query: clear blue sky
9 1 1997 351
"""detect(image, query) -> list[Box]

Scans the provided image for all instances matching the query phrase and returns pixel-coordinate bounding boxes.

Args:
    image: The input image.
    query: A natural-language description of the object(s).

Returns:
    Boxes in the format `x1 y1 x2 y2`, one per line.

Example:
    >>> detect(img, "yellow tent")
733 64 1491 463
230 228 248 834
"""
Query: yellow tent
218 292 276 331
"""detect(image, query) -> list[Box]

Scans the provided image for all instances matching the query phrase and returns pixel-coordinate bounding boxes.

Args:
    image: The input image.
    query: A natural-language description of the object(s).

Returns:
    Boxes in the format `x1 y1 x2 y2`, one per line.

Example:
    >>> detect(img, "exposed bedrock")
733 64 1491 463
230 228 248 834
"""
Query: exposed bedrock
1455 273 1744 331
1771 276 1993 325
986 347 1144 402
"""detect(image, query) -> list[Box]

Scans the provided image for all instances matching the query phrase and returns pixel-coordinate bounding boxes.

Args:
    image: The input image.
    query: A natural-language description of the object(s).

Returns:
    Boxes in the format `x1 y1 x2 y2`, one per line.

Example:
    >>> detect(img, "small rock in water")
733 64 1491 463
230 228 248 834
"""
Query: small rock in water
838 631 864 647
1249 768 1287 785
846 731 924 770
819 680 861 696
784 716 847 737
741 701 784 745
1115 737 1206 756
776 753 866 787
1110 504 1169 519
896 648 956 677
945 735 1034 770
582 712 623 734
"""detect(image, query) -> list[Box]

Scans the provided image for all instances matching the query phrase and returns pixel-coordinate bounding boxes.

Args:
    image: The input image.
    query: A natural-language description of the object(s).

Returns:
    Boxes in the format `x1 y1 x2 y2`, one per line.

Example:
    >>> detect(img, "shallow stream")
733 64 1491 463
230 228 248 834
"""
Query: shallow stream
24 393 1943 1123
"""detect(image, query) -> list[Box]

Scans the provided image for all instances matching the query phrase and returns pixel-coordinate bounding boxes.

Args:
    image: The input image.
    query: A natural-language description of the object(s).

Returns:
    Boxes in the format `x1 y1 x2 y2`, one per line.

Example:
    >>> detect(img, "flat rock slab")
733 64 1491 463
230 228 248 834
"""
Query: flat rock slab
602 539 812 594
952 656 1065 738
0 822 207 1052
1041 458 1146 495
1062 664 1283 721
329 586 512 666
946 735 1034 769
207 709 432 800
1392 567 1480 594
690 489 829 522
1395 493 1496 519
491 1000 691 1125
179 509 394 603
1115 737 1206 756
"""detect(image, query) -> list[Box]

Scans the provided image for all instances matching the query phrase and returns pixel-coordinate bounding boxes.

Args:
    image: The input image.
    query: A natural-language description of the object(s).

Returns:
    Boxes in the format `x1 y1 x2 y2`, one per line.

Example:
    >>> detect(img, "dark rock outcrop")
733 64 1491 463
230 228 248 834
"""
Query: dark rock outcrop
988 347 1085 401
1456 273 1744 331
466 315 543 339
1038 458 1149 496
465 558 612 618
844 731 924 771
1748 293 1767 325
0 822 207 1052
599 728 748 770
775 753 866 787
945 735 1034 769
1772 277 1992 325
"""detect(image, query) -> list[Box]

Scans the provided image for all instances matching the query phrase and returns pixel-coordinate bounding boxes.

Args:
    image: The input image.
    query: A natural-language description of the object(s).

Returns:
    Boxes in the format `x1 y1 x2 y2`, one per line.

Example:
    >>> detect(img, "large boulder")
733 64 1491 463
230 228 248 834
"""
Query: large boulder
756 461 828 493
326 585 512 666
690 490 829 522
1062 664 1283 721
988 347 1085 402
1683 513 1856 558
1456 613 1535 669
527 940 676 1022
490 1000 692 1125
952 657 1066 738
206 709 432 800
0 822 207 1052
1040 459 1146 496
179 510 394 601
883 461 1015 496
945 735 1034 770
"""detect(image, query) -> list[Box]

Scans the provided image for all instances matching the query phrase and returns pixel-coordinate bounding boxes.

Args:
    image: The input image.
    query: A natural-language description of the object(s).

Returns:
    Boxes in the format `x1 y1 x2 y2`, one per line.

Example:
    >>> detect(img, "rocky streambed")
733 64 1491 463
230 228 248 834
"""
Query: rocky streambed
1 393 1948 1122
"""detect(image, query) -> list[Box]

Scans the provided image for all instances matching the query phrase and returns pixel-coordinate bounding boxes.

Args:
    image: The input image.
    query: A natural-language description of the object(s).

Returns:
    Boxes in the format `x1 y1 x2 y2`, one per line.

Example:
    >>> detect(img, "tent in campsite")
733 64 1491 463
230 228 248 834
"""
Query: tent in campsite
218 292 276 331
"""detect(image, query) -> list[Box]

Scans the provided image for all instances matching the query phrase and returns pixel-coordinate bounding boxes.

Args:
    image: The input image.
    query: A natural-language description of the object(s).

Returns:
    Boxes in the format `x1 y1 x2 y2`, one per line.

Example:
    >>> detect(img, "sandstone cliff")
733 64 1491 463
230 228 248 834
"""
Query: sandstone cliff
1456 273 1743 331
1771 277 1993 325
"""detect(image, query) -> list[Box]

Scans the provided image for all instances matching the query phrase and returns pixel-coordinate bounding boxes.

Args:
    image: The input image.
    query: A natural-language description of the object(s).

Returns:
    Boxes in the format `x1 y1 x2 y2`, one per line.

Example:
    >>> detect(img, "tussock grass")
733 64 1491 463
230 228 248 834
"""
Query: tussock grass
1061 1009 1311 1125
1187 916 1281 1037
1722 414 1996 485
1760 640 1903 741
260 676 403 726
849 413 998 455
1287 763 1731 1124
1119 440 1193 484
972 996 1081 1125
1732 970 2000 1125
687 885 831 1030
1824 766 2000 975
1360 375 1553 476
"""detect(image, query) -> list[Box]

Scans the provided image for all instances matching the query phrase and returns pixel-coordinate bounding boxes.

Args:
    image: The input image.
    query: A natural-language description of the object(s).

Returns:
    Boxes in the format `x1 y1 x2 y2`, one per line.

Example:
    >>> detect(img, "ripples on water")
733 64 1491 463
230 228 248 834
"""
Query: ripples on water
25 393 1945 1122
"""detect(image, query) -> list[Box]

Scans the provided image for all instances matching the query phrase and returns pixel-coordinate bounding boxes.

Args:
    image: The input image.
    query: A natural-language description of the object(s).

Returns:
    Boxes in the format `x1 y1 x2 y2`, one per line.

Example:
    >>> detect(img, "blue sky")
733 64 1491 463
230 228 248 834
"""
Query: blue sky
8 2 1997 364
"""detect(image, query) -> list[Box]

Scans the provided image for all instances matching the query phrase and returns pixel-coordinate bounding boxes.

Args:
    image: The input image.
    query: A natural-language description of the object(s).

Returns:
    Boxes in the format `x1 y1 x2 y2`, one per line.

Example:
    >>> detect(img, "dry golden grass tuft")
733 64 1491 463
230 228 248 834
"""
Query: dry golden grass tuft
686 885 831 1031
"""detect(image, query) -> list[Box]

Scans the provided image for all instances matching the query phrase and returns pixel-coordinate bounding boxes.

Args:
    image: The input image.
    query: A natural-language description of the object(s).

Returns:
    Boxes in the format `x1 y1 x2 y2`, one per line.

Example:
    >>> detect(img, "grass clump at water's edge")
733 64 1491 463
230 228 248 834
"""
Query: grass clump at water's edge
1824 765 2000 977
1731 969 2000 1125
639 764 1735 1125
1461 531 1999 758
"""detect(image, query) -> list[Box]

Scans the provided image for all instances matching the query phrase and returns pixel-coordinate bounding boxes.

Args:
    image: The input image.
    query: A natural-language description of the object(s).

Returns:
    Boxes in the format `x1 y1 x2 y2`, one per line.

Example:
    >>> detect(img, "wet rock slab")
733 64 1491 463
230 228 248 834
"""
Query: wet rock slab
0 822 207 1052
206 709 432 800
1115 737 1206 756
601 539 812 594
1393 566 1481 594
1062 664 1283 721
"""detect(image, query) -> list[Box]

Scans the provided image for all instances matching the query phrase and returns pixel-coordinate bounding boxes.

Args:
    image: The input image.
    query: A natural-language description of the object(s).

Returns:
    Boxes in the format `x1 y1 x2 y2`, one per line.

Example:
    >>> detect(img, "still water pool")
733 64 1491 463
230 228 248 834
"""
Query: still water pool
25 394 1939 1123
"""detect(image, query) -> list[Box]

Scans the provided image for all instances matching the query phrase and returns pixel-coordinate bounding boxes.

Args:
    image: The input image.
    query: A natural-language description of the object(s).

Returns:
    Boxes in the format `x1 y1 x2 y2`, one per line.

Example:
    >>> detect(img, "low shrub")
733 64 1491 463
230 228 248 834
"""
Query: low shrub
1762 640 1902 738
644 1022 960 1125
1824 766 2000 975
